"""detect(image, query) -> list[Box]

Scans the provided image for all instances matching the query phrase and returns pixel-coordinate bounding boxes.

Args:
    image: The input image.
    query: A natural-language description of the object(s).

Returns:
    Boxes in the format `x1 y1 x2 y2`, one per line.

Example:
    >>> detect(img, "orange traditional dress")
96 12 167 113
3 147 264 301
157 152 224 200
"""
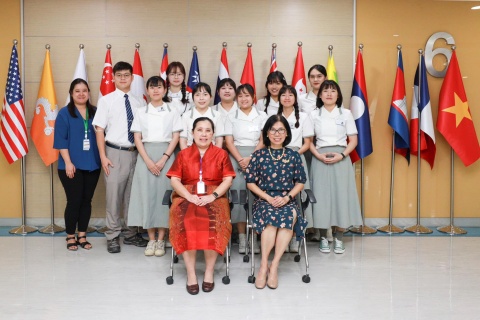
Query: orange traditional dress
166 144 236 255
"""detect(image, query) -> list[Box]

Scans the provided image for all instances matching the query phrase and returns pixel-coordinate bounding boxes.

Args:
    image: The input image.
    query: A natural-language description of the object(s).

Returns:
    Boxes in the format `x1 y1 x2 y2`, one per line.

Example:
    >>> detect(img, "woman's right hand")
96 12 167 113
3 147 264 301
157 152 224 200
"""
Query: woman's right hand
145 158 160 176
65 162 76 179
185 193 201 205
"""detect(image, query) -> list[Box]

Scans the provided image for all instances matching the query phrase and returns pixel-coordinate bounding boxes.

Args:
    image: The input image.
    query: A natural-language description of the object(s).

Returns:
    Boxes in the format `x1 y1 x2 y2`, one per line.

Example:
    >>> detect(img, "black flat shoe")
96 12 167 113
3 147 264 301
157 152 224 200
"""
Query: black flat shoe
202 281 215 293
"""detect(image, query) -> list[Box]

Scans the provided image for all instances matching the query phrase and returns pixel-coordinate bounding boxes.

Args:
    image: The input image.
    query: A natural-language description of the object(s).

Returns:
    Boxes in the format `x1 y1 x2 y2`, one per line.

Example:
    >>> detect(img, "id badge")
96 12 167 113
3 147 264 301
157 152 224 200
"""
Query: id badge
197 180 206 194
248 125 259 132
335 118 345 126
83 139 90 151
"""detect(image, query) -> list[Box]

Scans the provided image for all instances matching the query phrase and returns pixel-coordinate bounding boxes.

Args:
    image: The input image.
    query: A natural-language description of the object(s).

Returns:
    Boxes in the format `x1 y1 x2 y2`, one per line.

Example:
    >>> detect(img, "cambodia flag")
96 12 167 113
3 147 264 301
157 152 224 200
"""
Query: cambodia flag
214 47 230 104
388 50 410 163
410 56 436 169
186 50 200 93
437 50 480 166
160 47 168 80
292 45 306 96
270 46 277 73
240 46 256 103
349 50 373 163
132 48 147 103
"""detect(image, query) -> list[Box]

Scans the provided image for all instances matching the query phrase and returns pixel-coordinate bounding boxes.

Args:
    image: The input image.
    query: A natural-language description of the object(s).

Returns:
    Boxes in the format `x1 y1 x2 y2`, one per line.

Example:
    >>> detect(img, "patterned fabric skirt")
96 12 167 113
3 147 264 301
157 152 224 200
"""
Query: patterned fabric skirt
252 191 308 241
169 185 232 255
310 146 362 229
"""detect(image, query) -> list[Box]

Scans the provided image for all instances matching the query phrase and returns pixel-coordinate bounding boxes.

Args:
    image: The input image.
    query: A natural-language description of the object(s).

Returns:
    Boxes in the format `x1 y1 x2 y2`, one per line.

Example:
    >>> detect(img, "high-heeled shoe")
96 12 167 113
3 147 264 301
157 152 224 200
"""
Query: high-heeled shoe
267 267 278 289
255 267 268 289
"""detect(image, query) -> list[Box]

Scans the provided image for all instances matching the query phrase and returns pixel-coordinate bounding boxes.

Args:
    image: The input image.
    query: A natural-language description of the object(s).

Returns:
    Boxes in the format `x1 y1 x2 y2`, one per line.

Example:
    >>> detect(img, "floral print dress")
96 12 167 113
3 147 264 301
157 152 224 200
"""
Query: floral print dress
245 147 307 240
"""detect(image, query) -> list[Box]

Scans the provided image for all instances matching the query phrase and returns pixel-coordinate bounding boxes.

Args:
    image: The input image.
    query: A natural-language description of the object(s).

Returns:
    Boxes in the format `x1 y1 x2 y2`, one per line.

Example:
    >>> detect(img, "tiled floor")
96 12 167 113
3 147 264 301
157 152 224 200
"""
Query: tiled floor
1 235 480 319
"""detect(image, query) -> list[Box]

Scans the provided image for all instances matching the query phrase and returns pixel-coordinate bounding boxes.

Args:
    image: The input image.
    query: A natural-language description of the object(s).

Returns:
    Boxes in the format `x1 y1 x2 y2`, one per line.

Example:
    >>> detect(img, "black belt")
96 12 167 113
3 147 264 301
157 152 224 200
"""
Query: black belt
106 141 137 152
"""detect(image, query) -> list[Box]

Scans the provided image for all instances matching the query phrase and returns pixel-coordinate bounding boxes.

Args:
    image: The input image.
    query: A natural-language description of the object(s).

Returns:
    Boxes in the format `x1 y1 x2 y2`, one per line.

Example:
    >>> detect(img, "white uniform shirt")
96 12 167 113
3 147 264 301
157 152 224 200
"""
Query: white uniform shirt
223 108 268 147
298 91 318 115
255 98 279 116
93 88 146 147
310 107 358 148
167 89 193 115
213 101 238 118
130 103 183 143
180 107 224 147
283 111 315 149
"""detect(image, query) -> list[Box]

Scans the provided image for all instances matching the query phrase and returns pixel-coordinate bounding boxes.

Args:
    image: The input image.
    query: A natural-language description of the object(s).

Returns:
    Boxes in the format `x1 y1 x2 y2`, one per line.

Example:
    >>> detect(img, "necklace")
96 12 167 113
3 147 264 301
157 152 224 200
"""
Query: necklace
268 147 290 163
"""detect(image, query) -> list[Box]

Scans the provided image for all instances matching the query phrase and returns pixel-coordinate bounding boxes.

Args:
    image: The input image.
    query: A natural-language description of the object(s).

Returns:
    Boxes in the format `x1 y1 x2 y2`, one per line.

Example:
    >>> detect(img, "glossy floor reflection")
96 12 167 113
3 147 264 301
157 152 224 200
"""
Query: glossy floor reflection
1 236 480 319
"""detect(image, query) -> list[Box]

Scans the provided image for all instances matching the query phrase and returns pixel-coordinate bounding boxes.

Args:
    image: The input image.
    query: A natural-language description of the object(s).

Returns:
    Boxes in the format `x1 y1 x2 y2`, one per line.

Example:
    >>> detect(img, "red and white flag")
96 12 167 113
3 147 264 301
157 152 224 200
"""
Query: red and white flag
240 45 256 103
98 48 114 103
270 46 277 73
292 45 306 95
132 48 147 103
160 46 168 80
0 44 28 164
214 46 230 104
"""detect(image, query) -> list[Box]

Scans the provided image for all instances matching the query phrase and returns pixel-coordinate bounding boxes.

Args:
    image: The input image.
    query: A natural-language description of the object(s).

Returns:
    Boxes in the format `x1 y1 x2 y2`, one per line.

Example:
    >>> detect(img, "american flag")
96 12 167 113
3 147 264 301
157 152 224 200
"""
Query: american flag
0 44 28 164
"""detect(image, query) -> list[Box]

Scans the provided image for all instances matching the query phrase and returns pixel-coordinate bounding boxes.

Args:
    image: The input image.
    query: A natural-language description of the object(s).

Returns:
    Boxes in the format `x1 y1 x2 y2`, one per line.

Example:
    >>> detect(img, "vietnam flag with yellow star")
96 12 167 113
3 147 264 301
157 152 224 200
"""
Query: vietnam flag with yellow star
437 51 480 166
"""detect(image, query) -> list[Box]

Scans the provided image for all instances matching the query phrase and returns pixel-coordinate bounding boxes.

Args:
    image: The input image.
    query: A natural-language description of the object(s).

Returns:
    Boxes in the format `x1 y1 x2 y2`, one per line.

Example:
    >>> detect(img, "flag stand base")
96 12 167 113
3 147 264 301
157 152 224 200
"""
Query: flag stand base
96 226 108 234
9 225 38 235
39 224 65 234
405 224 432 234
377 224 405 234
349 225 377 234
437 225 467 235
86 225 97 233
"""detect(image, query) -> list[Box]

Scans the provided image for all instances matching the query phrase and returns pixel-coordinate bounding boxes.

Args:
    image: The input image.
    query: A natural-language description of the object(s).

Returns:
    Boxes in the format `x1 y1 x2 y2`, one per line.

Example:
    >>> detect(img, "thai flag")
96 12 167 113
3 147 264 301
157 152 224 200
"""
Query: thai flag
186 50 200 93
160 47 168 81
214 47 230 104
349 50 373 163
388 50 410 163
410 55 436 169
269 46 277 73
291 45 306 96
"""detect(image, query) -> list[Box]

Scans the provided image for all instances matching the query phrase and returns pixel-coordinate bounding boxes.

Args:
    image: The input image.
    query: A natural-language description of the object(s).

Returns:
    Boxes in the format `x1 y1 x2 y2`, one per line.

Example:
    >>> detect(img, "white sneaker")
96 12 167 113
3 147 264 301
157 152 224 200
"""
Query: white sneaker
238 234 246 254
310 229 321 242
319 237 330 253
334 238 345 254
144 240 155 256
327 228 334 242
253 236 260 254
289 238 299 253
155 240 166 257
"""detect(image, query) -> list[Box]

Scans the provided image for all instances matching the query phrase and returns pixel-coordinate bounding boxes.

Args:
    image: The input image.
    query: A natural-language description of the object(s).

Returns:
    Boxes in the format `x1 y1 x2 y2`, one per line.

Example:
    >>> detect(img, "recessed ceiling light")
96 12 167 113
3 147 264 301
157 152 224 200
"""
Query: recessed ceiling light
393 34 399 37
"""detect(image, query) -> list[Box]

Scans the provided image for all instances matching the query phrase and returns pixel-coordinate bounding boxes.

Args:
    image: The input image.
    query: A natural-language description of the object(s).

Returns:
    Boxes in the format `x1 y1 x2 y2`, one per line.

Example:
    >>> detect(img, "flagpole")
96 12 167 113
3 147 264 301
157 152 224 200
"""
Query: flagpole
349 44 376 235
39 164 65 234
405 49 432 234
378 45 404 234
437 148 466 234
9 38 37 235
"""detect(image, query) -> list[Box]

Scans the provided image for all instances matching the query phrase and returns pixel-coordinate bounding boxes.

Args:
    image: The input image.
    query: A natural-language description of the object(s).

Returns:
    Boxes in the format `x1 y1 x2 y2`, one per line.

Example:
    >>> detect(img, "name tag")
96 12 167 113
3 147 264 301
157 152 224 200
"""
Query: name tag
83 139 90 151
248 125 259 132
335 118 346 126
197 181 206 194
289 122 296 129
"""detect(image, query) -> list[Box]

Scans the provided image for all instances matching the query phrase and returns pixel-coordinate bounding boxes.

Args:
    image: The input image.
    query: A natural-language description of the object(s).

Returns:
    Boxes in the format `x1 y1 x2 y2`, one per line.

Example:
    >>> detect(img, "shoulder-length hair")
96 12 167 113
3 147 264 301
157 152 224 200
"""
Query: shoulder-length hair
316 80 343 109
67 78 95 119
261 115 292 147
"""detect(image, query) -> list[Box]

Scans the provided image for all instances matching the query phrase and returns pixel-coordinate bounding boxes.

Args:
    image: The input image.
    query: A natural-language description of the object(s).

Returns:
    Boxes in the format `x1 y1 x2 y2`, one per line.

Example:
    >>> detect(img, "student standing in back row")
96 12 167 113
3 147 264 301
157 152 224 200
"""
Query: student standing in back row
166 62 193 116
93 61 148 254
255 71 287 116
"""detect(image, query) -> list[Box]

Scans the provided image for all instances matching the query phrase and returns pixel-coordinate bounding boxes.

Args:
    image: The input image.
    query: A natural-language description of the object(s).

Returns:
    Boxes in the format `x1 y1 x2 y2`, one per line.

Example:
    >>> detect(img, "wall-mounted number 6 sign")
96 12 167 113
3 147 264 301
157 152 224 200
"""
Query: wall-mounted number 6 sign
424 32 455 78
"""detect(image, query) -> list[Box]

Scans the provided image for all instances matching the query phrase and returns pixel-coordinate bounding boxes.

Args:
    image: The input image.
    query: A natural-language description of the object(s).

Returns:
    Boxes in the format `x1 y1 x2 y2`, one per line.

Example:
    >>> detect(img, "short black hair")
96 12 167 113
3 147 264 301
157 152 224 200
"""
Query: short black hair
192 82 212 96
316 80 343 109
236 83 255 97
217 78 237 92
113 61 133 74
192 116 215 133
262 115 292 147
308 64 327 78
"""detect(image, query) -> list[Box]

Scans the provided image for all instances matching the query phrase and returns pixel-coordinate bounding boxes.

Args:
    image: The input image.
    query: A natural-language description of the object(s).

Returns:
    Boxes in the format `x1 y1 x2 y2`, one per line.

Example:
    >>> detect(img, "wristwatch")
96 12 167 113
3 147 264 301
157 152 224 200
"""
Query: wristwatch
288 194 294 202
212 192 219 199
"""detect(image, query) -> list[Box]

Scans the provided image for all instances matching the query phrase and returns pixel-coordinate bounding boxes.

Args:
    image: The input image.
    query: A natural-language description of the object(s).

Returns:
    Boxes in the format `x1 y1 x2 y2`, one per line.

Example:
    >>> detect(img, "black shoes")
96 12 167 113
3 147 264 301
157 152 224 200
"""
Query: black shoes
107 236 121 253
123 233 148 247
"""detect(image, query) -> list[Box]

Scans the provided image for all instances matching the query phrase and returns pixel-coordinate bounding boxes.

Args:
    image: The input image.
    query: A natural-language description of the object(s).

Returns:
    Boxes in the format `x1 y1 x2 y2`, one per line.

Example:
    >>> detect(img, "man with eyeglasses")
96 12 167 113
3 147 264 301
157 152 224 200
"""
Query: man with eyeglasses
93 61 148 253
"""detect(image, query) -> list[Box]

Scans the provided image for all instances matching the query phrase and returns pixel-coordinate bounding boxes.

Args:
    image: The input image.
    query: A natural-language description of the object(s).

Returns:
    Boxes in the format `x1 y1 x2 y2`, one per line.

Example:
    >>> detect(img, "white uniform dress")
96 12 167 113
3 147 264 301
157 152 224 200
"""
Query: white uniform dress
128 103 183 228
180 107 224 147
255 98 279 116
283 111 315 227
213 102 238 140
223 108 268 223
167 90 193 116
309 106 362 229
298 91 318 115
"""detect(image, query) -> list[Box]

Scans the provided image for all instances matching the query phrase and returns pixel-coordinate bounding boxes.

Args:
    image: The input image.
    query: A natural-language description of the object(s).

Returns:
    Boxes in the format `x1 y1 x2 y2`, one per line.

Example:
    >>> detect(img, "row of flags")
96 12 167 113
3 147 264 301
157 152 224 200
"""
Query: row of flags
0 43 479 168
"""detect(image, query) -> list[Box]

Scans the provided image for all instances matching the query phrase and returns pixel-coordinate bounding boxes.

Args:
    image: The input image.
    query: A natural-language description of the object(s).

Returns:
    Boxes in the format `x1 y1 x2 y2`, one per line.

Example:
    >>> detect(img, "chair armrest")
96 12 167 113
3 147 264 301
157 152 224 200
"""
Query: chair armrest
229 190 239 204
239 190 248 205
162 190 173 205
304 189 317 204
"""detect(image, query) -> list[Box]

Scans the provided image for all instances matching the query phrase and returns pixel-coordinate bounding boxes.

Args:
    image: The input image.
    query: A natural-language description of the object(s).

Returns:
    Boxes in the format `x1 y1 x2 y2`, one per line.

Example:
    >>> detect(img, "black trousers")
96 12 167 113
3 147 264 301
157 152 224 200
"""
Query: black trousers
58 169 101 234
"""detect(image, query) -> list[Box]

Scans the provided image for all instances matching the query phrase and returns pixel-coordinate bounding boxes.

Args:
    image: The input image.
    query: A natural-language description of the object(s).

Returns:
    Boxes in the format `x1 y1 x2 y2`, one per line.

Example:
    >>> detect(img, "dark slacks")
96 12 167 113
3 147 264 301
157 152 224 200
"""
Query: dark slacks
58 169 101 234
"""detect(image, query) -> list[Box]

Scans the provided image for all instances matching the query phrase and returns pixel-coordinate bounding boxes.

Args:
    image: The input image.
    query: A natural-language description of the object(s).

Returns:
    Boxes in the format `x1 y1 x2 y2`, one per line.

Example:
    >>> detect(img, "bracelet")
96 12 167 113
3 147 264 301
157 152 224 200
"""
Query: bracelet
163 153 171 159
340 153 346 159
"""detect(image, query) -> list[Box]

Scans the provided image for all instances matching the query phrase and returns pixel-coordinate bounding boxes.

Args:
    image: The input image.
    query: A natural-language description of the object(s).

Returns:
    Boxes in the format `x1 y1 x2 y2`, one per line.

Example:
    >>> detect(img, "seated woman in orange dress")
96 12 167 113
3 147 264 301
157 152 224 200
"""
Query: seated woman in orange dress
166 117 235 295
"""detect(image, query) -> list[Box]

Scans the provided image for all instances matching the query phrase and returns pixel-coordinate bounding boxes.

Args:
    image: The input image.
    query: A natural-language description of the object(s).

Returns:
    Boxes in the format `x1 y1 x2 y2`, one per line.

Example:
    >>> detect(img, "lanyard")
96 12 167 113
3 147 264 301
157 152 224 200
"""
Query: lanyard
199 155 203 181
83 109 89 139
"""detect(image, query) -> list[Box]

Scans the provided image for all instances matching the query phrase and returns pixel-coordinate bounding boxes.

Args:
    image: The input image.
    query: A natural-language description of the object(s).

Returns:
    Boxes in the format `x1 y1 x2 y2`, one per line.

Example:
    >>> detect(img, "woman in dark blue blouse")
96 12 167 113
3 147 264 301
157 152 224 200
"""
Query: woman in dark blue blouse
54 78 101 251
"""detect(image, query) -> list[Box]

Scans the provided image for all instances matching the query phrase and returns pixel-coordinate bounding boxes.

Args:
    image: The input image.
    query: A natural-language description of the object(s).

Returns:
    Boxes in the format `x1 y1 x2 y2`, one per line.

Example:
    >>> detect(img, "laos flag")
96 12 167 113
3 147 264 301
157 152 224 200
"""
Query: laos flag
349 49 373 163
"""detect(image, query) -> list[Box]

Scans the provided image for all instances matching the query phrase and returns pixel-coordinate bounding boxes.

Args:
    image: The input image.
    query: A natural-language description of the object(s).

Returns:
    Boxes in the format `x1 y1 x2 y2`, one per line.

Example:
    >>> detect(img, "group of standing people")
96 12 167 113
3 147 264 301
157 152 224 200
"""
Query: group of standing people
53 59 362 294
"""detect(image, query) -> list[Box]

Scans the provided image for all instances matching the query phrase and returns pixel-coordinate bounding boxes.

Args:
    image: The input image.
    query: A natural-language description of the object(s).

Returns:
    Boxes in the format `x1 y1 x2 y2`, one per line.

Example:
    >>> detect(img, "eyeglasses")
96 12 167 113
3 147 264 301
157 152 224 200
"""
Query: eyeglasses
168 73 184 78
269 128 286 135
309 75 324 80
115 73 131 78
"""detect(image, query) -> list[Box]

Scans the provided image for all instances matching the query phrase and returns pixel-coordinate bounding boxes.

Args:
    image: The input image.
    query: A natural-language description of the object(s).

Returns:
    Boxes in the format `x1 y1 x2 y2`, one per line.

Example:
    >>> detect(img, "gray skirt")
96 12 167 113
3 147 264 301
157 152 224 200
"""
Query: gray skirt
310 146 362 229
288 147 313 227
128 142 174 229
229 146 255 223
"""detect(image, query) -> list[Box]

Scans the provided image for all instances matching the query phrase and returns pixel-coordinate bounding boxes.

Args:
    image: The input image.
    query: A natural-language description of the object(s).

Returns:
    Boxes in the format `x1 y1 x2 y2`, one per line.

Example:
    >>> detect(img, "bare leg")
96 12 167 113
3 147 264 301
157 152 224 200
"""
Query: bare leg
147 228 156 241
237 222 246 234
255 225 277 288
157 227 166 241
203 250 218 283
182 250 197 285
